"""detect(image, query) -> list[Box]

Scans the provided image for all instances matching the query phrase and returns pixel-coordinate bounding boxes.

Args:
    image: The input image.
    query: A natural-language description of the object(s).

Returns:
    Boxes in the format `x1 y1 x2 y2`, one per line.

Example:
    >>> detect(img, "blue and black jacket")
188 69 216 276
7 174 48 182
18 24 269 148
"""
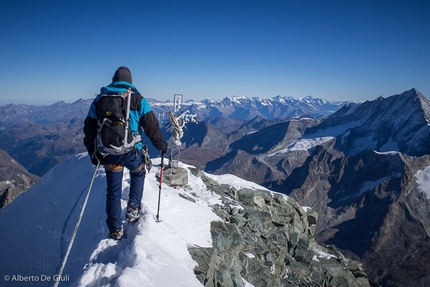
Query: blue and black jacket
83 81 167 156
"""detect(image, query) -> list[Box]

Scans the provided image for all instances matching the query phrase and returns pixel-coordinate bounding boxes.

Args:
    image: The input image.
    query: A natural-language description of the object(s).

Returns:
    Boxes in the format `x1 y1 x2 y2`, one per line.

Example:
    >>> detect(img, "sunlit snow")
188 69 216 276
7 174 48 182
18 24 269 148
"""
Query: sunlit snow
416 166 430 199
312 250 337 262
269 136 334 156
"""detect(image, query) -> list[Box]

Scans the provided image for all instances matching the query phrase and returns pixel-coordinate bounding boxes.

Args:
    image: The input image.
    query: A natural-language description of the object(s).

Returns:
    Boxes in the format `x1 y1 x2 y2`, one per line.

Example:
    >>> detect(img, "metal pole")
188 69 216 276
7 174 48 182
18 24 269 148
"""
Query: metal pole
156 153 164 222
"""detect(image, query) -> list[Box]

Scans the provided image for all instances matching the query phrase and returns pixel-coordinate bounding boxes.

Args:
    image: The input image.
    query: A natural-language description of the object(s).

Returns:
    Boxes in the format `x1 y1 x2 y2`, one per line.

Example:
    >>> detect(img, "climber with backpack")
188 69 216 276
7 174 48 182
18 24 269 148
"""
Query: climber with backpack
83 66 168 240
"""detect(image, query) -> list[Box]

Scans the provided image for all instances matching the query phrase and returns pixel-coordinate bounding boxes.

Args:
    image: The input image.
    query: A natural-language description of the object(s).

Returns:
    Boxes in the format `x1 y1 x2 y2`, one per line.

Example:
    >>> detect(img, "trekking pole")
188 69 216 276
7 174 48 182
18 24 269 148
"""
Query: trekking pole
54 160 100 287
155 153 164 222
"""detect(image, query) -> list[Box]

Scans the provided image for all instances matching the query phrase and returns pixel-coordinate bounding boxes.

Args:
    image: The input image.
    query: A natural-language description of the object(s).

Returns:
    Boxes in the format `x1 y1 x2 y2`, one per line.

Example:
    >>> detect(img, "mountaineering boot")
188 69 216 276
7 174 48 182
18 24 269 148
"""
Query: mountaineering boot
110 229 123 240
126 205 140 223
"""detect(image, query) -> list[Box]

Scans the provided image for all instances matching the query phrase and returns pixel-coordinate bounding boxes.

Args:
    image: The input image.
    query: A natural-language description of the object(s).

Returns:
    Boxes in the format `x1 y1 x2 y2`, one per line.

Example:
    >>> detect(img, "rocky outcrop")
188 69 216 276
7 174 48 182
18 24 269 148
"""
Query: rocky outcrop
0 149 39 208
0 173 35 208
186 167 371 287
161 166 189 188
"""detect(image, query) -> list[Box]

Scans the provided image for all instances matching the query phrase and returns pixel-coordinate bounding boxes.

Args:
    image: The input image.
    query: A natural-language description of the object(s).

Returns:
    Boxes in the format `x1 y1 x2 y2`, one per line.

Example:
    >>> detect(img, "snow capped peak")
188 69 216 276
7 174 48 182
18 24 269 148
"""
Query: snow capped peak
229 95 248 100
307 88 430 157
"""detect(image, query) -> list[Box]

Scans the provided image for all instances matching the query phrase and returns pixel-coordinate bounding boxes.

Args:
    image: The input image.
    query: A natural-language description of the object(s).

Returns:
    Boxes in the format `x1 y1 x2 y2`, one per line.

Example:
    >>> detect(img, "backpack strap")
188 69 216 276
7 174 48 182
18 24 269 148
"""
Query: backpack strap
123 88 132 148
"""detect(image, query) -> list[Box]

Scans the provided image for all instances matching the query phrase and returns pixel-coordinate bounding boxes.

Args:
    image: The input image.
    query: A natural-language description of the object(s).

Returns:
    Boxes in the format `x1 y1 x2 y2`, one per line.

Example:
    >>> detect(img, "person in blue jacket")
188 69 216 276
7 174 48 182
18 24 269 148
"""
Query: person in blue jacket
83 66 168 240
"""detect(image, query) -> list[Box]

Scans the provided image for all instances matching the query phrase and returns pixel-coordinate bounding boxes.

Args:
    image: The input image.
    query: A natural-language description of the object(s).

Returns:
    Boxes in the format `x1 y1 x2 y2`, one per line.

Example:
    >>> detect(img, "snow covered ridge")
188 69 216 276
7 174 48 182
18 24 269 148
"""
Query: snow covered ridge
0 154 371 286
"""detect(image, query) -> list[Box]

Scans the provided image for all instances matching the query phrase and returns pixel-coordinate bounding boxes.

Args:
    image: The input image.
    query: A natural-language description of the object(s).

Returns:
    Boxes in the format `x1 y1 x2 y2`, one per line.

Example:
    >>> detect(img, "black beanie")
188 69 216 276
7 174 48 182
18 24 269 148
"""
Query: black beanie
112 66 132 84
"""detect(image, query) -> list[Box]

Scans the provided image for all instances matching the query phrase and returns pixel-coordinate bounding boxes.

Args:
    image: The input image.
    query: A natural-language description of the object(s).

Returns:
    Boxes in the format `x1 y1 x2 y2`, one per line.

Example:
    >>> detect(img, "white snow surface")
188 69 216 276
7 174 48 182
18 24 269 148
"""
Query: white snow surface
312 250 337 262
268 121 363 156
0 153 264 286
268 136 335 156
373 150 400 155
416 166 430 199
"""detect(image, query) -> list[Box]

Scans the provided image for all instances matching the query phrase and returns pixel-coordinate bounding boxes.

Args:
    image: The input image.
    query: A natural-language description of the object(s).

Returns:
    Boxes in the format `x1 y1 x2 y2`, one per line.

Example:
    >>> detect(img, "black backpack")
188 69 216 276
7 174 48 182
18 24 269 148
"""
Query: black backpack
94 89 141 155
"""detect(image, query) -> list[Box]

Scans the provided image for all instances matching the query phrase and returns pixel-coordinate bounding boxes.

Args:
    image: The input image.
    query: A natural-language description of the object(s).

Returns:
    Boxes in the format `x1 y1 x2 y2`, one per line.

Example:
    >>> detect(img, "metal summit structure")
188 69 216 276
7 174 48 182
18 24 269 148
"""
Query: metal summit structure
160 94 197 168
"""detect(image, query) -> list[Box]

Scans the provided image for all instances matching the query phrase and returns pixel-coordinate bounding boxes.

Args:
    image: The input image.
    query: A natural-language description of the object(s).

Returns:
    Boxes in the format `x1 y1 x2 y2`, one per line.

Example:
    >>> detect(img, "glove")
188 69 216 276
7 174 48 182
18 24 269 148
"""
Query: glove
91 151 106 165
161 141 168 155
141 144 153 172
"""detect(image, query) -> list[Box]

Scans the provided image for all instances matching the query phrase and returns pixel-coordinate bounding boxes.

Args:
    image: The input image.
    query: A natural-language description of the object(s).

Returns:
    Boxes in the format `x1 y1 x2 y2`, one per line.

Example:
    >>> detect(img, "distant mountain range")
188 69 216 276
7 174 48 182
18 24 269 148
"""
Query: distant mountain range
0 95 348 176
0 99 90 128
153 95 349 121
0 95 349 128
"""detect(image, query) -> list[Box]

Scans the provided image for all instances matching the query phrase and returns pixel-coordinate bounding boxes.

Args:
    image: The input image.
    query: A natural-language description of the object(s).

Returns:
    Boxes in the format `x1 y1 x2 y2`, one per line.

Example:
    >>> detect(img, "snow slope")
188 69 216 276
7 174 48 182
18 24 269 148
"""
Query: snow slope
0 154 265 286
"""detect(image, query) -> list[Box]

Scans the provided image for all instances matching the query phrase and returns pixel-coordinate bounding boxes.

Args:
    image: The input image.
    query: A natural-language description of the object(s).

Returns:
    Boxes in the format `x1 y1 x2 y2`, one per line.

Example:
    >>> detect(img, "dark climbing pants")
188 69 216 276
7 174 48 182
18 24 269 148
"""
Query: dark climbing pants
104 149 146 233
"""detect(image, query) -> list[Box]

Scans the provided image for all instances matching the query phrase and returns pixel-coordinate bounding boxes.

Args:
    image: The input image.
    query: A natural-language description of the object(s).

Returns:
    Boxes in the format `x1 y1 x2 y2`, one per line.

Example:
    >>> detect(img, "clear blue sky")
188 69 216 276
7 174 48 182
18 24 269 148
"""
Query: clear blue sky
1 0 429 105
